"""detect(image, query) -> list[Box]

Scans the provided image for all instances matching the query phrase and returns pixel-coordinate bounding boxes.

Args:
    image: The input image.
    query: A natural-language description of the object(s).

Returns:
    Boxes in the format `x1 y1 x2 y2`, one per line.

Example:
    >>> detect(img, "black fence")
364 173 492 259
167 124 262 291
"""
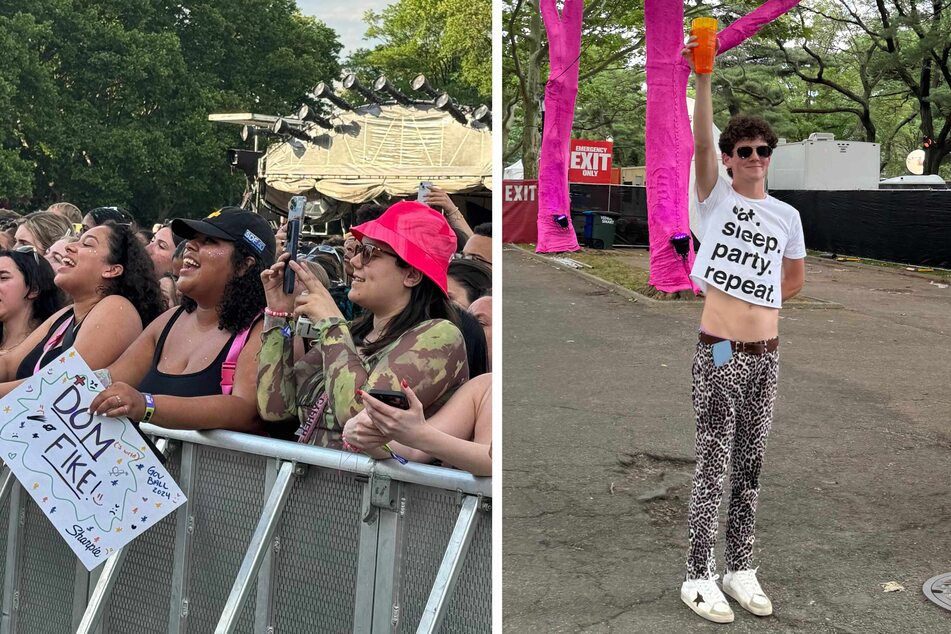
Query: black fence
568 183 951 267
770 189 951 267
569 184 648 246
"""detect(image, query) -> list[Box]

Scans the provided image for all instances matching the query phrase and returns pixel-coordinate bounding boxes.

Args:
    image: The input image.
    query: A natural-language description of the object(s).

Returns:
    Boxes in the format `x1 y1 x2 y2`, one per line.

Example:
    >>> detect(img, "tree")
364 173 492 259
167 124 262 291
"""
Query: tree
348 0 491 105
0 0 342 222
504 0 644 177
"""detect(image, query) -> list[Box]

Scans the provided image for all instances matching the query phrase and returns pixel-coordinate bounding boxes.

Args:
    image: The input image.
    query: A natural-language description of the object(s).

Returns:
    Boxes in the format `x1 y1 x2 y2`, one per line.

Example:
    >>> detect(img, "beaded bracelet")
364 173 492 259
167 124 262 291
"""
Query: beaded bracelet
264 307 291 318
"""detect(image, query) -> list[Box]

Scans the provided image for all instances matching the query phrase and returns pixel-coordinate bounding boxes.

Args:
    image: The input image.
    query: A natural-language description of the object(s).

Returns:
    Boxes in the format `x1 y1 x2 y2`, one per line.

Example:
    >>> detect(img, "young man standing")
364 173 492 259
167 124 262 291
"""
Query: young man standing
679 36 806 623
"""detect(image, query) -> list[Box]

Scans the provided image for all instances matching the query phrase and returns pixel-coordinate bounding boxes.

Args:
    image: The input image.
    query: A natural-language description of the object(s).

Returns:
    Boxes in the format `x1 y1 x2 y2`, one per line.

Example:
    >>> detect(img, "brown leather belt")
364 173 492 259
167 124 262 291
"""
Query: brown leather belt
698 332 779 355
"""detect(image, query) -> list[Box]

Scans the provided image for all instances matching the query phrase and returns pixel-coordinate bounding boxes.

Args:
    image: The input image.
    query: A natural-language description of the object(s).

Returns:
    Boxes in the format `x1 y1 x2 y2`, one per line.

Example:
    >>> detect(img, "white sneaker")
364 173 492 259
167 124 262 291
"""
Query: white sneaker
681 576 735 623
722 569 773 616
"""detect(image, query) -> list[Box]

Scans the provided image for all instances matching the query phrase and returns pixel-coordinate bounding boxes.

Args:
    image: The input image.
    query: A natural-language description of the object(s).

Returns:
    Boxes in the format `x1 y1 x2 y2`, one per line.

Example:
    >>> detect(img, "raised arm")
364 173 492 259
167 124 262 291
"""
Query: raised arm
683 36 719 202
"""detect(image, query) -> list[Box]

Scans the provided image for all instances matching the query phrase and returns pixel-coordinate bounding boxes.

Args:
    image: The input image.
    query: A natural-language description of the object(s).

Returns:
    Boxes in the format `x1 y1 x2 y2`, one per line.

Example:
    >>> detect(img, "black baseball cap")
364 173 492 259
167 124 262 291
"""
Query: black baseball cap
171 207 276 264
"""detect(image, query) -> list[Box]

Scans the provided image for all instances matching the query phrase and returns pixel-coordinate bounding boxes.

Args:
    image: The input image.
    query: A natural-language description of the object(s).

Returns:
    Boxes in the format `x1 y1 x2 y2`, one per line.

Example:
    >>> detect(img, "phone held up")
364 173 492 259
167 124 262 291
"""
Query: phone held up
417 181 432 204
366 389 410 410
282 195 306 294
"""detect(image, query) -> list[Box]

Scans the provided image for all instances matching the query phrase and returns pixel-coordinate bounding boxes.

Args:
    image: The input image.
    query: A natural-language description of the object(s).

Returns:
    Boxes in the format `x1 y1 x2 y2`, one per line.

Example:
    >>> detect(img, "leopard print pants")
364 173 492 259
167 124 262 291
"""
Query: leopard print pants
685 341 779 580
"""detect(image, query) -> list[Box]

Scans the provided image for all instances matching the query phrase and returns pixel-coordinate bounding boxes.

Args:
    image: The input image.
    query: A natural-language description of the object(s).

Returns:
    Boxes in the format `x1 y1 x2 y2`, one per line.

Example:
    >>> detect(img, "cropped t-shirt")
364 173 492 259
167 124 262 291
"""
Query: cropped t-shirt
690 177 806 308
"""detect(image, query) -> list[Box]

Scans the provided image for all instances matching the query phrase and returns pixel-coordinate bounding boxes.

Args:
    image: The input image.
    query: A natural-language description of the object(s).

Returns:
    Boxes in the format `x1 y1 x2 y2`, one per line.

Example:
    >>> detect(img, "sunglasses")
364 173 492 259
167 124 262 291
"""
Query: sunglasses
14 245 42 265
355 242 397 263
734 145 773 159
452 253 490 265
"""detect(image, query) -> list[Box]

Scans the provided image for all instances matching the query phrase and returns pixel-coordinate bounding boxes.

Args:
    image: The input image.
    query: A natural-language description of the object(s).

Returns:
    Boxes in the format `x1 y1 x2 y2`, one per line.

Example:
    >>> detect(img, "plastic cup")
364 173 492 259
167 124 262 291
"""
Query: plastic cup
691 17 718 74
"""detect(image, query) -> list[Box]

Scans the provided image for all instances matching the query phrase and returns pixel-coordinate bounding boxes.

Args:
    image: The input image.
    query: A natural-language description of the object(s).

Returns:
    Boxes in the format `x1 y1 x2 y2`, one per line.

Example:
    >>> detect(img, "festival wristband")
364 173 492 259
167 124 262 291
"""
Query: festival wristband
296 316 346 340
142 393 155 423
263 314 294 333
382 443 408 465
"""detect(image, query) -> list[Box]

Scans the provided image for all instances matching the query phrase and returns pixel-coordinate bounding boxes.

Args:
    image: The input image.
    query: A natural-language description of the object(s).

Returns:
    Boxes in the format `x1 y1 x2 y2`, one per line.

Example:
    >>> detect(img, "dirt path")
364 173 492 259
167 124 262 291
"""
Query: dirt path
503 247 951 633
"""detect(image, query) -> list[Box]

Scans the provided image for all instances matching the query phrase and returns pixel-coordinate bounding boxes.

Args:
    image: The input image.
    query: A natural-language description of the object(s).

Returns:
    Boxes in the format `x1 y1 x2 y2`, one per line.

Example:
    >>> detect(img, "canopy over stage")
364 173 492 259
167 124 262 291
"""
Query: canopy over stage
210 100 491 226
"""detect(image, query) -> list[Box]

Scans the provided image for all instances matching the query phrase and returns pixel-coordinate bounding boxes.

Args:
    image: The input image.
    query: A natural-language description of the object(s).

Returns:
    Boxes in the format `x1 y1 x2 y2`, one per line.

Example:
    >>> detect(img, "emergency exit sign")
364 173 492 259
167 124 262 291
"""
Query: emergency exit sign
568 139 613 184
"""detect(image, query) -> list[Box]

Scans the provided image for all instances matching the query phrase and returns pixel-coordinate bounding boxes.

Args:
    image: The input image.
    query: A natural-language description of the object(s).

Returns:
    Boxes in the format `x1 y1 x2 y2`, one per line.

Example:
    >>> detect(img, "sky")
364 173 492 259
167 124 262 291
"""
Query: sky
296 0 386 59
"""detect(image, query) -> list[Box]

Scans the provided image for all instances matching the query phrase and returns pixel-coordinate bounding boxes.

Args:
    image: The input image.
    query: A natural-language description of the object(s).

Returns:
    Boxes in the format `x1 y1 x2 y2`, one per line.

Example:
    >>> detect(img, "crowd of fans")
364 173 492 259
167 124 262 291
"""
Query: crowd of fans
0 192 492 476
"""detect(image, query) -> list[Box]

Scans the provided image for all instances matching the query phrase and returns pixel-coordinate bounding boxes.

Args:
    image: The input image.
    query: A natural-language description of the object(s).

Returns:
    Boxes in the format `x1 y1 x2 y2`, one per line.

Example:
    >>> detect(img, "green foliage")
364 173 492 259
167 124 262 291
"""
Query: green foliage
0 0 342 223
348 0 491 104
504 0 951 177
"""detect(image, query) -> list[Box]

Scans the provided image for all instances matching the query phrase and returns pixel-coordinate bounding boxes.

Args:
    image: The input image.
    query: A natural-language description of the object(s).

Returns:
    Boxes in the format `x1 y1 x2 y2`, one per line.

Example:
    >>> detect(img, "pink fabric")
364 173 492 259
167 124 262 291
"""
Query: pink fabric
536 0 583 253
645 0 802 292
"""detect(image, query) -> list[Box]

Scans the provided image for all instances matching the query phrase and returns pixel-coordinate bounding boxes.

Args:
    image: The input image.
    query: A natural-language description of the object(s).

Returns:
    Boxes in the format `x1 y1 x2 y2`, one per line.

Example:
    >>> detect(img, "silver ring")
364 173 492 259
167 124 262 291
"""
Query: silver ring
114 395 121 407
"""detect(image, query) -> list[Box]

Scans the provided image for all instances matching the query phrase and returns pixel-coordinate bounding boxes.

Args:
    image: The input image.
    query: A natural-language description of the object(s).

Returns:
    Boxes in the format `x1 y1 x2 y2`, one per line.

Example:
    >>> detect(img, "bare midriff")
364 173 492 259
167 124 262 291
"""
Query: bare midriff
699 286 779 342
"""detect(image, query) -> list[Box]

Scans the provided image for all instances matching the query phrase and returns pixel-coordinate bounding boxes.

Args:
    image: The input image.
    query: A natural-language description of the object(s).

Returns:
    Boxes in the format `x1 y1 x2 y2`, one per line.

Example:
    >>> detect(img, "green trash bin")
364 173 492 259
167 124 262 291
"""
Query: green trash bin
582 211 617 249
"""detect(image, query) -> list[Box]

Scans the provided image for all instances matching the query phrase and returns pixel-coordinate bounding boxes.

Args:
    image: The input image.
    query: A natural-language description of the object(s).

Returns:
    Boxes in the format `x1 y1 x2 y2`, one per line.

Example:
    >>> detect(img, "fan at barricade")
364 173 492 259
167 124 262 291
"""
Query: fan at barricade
146 223 185 277
257 201 469 449
88 208 273 434
343 373 491 476
0 222 163 397
14 211 74 254
0 248 64 357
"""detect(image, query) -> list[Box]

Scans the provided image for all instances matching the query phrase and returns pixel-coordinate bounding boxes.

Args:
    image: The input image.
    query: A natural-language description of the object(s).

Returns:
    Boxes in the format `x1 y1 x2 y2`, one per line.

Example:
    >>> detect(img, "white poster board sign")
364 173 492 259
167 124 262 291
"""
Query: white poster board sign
0 348 185 570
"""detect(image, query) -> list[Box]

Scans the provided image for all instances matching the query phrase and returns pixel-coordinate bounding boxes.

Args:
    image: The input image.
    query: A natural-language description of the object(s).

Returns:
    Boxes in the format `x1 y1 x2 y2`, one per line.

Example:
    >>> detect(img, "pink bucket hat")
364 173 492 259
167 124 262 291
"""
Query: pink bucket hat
351 201 457 295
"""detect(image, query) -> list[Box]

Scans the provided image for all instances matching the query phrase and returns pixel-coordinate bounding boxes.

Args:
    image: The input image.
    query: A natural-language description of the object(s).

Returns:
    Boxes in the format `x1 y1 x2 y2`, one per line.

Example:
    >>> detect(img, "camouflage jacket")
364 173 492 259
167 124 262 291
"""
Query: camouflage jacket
257 317 469 448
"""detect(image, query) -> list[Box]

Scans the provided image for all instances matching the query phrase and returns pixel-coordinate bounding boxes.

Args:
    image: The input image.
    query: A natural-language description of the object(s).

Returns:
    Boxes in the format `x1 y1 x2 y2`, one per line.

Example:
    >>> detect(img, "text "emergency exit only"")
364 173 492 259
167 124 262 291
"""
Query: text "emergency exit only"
568 139 613 184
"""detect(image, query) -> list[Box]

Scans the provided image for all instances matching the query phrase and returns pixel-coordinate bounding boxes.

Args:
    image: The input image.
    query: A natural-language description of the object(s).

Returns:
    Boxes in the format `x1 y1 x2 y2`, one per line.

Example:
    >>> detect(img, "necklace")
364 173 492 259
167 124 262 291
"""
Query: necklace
0 333 29 354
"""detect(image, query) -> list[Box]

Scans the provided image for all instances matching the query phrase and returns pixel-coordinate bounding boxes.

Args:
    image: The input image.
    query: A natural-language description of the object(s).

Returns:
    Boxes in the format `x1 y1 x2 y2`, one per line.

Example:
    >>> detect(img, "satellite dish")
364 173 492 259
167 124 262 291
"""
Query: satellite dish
906 149 925 175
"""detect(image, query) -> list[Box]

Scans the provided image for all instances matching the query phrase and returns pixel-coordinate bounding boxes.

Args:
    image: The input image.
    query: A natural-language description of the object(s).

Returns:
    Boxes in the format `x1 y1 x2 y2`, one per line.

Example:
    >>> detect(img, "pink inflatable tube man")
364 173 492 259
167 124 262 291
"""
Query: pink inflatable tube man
645 0 801 293
536 0 583 253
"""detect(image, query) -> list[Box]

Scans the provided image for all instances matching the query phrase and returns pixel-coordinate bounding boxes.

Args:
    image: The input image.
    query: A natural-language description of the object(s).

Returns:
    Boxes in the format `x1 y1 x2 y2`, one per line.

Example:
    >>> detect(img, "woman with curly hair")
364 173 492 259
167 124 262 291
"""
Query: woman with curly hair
90 208 273 434
0 248 64 355
0 222 164 394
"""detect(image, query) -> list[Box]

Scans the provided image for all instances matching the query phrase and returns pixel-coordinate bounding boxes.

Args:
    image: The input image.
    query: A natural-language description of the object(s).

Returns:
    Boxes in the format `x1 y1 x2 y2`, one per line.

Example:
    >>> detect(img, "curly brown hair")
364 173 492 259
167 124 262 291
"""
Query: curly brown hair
718 115 778 157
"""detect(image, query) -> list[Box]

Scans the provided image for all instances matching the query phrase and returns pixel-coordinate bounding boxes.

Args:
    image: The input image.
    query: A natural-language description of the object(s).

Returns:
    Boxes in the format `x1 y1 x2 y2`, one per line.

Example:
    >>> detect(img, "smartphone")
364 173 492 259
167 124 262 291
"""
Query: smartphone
417 181 432 203
283 195 306 294
366 389 410 410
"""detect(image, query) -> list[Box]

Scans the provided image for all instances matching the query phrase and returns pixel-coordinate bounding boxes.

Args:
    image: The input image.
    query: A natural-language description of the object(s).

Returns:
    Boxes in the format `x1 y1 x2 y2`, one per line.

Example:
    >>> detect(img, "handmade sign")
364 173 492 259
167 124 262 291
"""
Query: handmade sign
0 348 185 570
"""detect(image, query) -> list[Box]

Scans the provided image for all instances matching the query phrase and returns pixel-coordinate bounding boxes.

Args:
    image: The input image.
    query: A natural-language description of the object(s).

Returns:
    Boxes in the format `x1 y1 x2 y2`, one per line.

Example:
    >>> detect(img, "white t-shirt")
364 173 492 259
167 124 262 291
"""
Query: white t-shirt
689 177 806 308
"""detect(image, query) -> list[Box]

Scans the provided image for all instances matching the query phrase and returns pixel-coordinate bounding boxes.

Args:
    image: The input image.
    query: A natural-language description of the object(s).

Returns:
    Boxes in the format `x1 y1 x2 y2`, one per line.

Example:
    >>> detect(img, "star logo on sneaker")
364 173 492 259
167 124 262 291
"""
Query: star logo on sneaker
693 593 704 606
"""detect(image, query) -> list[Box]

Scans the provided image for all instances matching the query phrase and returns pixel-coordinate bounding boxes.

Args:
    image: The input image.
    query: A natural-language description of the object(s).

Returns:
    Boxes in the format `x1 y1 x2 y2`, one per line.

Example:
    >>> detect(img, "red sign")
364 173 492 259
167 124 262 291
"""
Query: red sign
568 139 613 184
502 180 538 244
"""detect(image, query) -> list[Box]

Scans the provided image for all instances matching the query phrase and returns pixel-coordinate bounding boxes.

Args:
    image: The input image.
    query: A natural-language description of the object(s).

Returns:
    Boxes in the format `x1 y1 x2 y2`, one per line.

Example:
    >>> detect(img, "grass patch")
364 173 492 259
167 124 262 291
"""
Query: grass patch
567 250 651 293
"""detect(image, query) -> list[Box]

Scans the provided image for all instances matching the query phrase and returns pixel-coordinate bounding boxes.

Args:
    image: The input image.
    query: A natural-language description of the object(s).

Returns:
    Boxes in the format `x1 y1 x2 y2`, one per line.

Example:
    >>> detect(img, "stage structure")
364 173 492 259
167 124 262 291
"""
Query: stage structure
644 0 802 294
209 75 492 232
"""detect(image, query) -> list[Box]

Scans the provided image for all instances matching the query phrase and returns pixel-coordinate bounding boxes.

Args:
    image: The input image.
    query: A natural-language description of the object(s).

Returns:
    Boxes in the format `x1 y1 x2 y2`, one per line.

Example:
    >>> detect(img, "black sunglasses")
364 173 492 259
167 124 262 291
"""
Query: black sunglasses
735 145 773 159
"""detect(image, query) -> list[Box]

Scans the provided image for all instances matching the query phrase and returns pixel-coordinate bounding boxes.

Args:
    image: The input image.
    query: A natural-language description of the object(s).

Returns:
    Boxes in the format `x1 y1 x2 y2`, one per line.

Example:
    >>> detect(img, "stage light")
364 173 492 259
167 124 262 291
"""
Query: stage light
435 93 468 124
473 104 492 129
373 75 413 105
313 82 353 111
411 74 440 98
342 74 381 104
241 125 256 142
273 118 311 142
296 104 334 129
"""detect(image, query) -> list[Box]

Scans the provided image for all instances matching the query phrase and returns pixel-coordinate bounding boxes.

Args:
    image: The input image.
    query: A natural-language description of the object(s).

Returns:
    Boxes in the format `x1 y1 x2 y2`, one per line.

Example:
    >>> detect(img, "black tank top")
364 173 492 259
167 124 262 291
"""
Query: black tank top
138 307 237 398
16 310 81 380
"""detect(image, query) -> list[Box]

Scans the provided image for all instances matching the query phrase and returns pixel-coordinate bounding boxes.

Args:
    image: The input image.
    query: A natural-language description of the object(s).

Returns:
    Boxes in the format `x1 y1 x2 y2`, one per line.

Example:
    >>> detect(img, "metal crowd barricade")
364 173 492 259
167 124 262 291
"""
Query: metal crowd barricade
0 425 492 633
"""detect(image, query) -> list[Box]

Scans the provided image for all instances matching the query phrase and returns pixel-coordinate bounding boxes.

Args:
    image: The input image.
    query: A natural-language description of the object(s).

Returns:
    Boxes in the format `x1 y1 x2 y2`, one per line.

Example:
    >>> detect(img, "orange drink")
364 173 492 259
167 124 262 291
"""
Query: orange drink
691 17 718 74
